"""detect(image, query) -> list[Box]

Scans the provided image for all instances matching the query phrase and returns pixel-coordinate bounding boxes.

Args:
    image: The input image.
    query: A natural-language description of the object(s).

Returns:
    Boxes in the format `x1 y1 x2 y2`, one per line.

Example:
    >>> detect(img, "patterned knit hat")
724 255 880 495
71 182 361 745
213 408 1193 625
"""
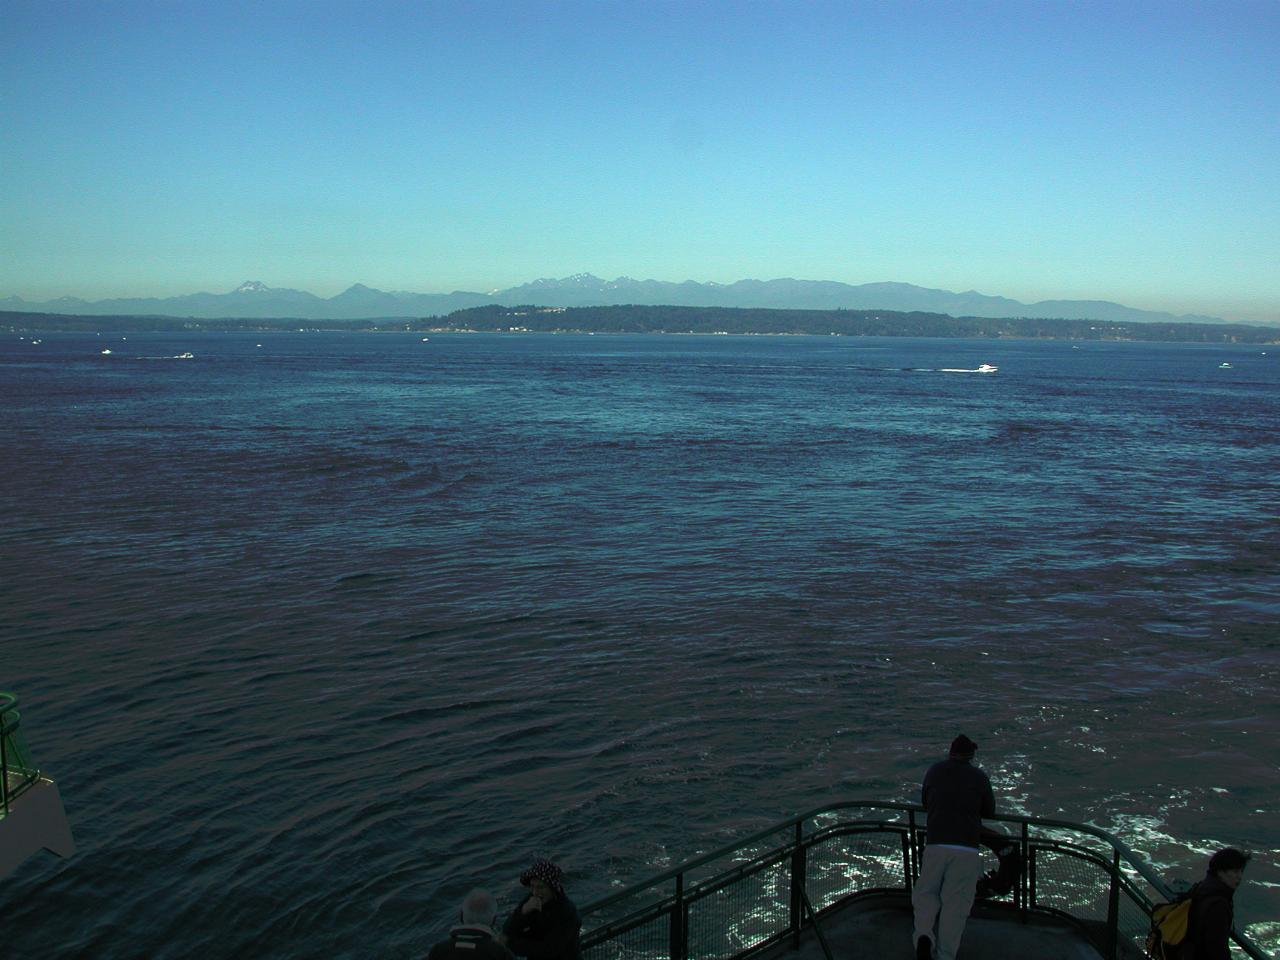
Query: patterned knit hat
520 858 565 897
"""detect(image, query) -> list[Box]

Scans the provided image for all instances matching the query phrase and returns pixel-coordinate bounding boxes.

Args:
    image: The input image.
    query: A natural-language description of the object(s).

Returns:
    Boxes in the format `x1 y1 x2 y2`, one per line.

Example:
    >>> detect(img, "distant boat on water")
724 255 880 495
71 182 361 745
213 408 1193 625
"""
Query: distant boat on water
1219 362 1233 368
938 363 998 373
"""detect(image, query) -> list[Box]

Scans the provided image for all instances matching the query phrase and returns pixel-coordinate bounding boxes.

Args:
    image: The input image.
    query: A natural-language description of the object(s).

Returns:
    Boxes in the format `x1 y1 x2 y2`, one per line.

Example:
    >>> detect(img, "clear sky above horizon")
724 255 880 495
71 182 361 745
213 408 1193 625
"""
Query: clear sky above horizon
3 0 1278 322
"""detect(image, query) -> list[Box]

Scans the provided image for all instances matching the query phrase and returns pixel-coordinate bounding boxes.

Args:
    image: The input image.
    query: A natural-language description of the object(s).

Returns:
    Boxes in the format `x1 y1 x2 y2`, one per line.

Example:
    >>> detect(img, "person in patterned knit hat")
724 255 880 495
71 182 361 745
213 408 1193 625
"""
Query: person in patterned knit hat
500 859 581 960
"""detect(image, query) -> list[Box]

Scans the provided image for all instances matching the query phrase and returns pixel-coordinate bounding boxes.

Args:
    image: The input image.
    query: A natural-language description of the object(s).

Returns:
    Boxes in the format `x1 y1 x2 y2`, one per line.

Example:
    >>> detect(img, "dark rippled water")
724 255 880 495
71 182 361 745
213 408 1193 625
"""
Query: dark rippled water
2 331 1277 957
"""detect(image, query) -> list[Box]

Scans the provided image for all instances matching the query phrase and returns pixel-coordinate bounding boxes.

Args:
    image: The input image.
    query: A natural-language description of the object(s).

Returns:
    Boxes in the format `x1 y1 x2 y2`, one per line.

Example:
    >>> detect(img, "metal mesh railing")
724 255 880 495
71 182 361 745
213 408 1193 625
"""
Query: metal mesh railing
585 910 668 960
690 857 789 959
804 826 907 912
1031 842 1113 922
1116 889 1155 959
581 800 1269 960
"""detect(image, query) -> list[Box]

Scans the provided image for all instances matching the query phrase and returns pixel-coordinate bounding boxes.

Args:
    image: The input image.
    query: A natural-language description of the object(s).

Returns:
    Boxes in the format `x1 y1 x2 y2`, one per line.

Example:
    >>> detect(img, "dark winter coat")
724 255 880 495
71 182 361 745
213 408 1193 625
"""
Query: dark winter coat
502 895 582 960
1187 873 1236 960
428 926 516 960
921 757 996 848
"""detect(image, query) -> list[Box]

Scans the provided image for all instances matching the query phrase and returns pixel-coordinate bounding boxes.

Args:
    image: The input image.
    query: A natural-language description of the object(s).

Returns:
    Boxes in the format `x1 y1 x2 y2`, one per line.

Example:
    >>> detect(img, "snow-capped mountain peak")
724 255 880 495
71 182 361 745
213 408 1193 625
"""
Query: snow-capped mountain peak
234 281 271 294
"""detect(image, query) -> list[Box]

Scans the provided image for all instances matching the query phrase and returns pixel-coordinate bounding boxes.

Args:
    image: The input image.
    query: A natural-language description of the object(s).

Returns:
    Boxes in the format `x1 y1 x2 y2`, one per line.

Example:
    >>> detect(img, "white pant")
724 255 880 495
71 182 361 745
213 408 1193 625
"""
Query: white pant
911 845 982 960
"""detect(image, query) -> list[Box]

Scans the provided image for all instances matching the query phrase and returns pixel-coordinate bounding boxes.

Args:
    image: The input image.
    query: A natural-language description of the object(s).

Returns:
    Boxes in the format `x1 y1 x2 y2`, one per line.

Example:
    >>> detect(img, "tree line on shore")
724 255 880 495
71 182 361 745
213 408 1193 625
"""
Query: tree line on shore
4 304 1277 344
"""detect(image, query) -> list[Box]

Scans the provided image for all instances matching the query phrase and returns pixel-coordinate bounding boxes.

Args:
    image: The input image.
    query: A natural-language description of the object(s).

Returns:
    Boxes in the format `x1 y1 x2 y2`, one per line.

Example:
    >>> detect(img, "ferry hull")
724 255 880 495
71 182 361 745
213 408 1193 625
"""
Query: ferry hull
0 777 75 878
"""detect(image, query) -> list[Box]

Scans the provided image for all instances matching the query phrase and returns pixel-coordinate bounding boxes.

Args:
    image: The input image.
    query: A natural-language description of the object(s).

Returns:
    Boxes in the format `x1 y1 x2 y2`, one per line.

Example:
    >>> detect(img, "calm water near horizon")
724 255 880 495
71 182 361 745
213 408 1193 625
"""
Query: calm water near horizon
2 330 1278 957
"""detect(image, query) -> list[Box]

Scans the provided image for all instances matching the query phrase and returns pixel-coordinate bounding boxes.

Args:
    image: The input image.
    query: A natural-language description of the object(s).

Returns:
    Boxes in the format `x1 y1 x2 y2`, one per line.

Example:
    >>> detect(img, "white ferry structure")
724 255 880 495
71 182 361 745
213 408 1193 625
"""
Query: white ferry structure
0 693 74 879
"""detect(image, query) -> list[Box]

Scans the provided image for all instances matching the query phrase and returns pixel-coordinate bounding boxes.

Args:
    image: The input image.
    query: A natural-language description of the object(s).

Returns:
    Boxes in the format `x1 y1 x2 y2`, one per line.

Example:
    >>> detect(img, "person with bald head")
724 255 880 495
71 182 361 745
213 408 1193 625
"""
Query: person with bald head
428 889 515 960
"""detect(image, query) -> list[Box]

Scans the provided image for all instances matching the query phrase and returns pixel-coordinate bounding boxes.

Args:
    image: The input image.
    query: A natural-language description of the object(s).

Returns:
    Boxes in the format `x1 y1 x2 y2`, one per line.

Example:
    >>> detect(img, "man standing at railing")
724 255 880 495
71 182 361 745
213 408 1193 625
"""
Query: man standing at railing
911 734 995 960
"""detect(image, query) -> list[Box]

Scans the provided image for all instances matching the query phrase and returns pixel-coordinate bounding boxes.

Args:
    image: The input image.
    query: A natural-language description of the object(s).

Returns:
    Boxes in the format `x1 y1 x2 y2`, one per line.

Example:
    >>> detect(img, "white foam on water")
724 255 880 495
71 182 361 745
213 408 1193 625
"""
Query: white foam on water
986 752 1034 816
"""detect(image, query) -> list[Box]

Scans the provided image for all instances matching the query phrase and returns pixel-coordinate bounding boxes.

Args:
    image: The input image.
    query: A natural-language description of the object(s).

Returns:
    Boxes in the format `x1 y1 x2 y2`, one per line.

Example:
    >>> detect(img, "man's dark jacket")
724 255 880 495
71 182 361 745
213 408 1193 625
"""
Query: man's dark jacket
502 895 582 960
921 757 996 847
1187 873 1236 960
428 926 515 960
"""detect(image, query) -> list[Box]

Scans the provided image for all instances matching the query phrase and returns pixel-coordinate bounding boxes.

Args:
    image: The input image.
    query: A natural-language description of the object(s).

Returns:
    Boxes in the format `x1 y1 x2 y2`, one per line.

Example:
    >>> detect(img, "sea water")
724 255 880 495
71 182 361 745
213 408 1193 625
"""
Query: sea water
2 331 1277 957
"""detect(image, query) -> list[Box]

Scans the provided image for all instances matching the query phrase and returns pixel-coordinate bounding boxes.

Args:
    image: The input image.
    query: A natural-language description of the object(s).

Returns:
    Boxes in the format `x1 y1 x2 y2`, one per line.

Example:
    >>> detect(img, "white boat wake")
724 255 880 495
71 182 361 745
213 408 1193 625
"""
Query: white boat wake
938 363 998 373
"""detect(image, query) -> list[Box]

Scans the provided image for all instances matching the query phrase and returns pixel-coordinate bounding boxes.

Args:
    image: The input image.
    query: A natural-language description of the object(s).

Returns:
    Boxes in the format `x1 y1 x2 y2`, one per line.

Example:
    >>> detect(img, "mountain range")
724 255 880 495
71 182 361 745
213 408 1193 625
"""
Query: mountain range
0 275 1231 325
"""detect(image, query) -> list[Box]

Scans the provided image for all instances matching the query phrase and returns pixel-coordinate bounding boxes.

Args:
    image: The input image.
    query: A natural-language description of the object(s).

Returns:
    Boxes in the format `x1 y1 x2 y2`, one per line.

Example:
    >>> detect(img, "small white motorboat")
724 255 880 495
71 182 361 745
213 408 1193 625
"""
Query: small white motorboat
940 363 999 374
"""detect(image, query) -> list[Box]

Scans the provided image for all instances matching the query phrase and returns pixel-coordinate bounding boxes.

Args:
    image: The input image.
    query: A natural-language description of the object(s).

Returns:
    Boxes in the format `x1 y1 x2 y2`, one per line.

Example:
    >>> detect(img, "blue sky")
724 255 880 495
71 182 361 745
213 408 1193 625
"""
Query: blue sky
3 0 1277 321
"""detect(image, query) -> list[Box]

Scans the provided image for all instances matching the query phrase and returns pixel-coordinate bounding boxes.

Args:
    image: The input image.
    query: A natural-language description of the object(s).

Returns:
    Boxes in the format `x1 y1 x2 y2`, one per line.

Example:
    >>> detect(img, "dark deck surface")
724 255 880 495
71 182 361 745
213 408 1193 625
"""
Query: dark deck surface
753 892 1120 960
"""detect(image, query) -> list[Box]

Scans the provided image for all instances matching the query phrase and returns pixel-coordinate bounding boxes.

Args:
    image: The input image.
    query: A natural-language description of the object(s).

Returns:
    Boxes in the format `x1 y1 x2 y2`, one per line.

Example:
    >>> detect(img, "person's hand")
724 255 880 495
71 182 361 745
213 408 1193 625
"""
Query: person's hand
521 896 543 914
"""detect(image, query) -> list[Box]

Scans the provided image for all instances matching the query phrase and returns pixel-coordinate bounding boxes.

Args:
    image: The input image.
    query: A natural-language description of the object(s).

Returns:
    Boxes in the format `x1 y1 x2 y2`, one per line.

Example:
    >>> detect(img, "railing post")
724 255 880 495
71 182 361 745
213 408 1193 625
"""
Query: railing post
905 809 917 892
1 721 9 817
670 872 685 960
1105 849 1121 960
1027 846 1036 915
800 891 835 960
790 820 806 947
1019 821 1030 924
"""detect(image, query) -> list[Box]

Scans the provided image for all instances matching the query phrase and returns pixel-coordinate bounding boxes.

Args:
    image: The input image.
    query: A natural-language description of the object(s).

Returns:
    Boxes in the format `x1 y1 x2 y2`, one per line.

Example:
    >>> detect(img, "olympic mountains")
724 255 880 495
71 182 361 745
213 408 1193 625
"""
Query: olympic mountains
0 275 1232 325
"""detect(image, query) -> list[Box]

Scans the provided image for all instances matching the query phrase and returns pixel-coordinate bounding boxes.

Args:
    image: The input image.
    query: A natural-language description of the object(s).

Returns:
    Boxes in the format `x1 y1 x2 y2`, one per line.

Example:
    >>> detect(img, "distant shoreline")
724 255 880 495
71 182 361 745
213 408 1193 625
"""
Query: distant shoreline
4 305 1278 345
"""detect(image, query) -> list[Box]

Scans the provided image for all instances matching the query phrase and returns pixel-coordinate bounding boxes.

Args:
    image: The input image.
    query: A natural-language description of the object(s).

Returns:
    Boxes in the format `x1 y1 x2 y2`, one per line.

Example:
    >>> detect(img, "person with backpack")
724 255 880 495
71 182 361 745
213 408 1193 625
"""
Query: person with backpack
429 889 515 960
1187 847 1250 960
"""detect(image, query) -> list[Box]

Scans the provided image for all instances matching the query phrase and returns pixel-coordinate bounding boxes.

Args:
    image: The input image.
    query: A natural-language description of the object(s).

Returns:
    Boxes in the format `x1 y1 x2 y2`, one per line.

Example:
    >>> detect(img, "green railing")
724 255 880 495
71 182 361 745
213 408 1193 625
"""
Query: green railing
1 692 42 819
579 800 1268 960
